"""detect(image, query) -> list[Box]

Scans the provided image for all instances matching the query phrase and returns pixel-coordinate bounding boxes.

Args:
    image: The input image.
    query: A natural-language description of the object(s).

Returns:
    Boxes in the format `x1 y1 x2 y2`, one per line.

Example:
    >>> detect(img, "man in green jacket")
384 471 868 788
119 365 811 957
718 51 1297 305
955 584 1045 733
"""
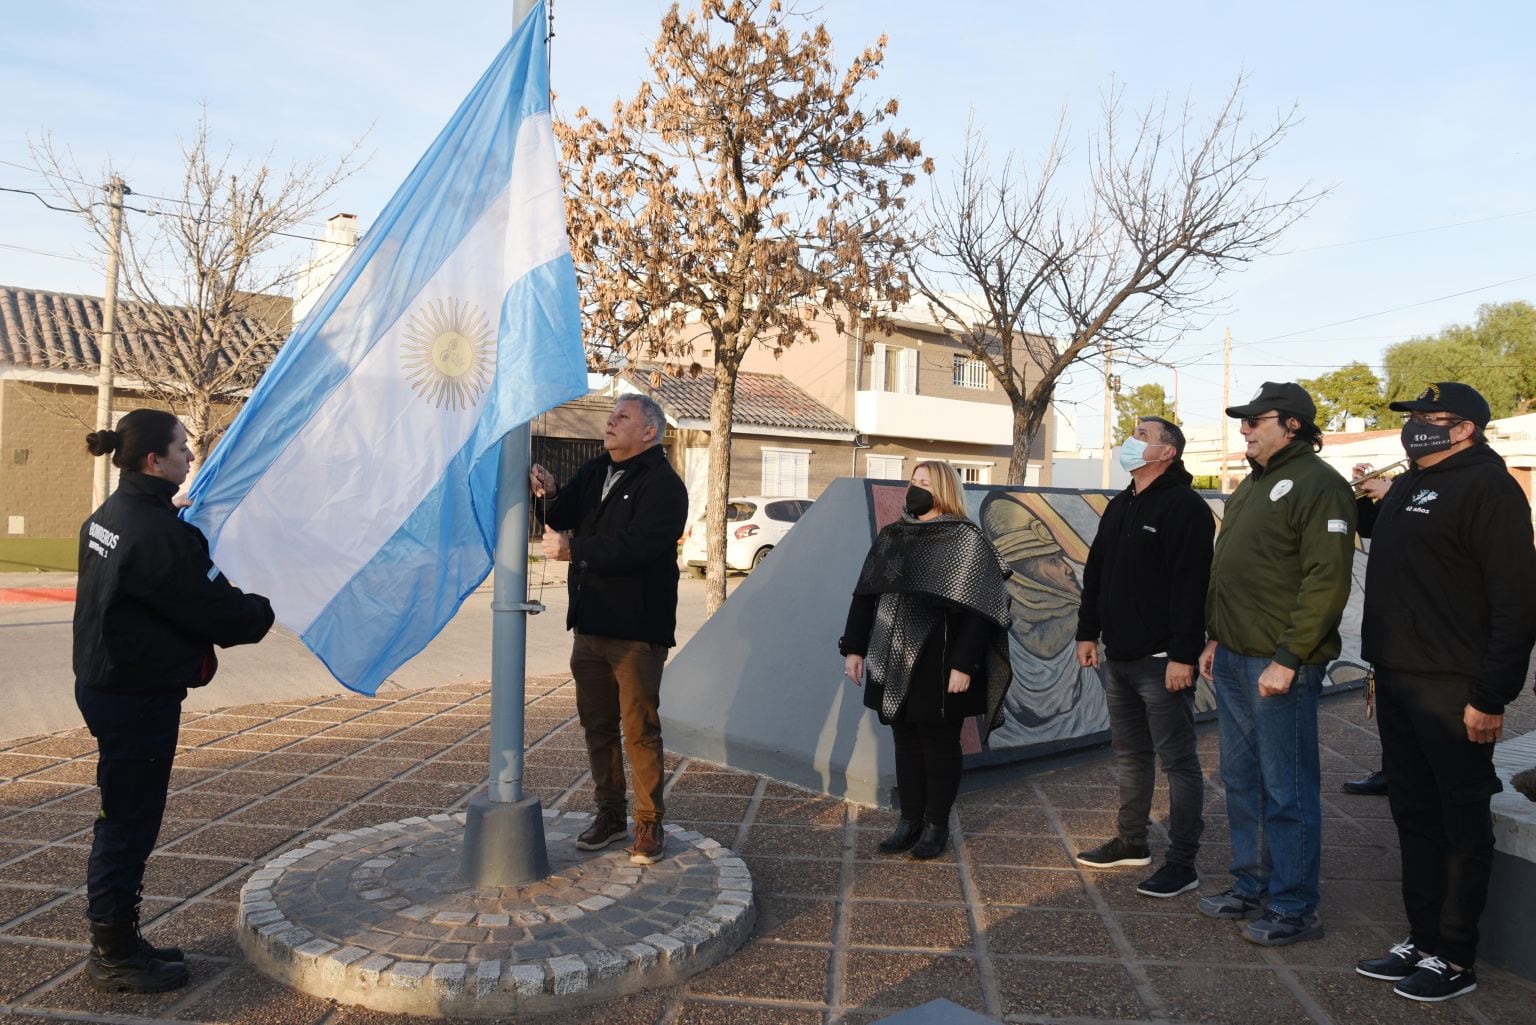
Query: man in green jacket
1197 381 1356 946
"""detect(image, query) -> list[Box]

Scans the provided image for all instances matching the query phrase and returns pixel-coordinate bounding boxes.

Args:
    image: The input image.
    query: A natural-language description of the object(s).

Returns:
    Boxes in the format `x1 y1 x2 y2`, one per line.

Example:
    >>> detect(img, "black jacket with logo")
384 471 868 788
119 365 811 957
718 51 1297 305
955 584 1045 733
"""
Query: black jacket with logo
1359 443 1536 713
1076 460 1215 665
543 444 690 646
73 471 274 699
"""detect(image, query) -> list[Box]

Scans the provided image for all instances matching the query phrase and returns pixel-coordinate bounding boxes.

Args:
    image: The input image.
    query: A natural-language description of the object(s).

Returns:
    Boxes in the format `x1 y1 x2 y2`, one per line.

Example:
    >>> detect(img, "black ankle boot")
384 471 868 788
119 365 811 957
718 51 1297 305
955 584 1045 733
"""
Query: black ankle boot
88 920 189 994
877 818 923 854
909 821 949 860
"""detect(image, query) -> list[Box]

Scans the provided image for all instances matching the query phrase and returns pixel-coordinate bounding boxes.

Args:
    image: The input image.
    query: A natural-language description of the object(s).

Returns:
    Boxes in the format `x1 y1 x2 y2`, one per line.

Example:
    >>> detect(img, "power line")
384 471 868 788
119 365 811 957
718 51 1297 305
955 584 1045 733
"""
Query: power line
0 241 89 262
1284 207 1536 254
1251 272 1536 345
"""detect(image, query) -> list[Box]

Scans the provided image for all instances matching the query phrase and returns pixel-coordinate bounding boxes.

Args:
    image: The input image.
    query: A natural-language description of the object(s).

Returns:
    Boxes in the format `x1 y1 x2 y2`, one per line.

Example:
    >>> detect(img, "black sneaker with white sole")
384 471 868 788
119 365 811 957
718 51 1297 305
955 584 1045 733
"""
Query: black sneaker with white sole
1393 956 1477 1002
1075 837 1151 868
1136 862 1199 898
1356 938 1421 980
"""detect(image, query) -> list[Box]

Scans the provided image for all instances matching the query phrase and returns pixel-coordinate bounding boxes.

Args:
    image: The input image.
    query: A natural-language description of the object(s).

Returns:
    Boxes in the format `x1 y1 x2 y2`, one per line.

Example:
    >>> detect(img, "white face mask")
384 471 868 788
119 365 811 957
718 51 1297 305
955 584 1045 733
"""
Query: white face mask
1118 436 1151 472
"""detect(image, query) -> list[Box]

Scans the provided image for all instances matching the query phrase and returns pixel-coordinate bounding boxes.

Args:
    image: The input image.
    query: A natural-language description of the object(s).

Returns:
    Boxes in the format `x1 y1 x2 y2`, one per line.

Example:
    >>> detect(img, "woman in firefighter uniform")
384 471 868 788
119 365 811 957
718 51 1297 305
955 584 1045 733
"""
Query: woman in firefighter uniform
73 408 274 993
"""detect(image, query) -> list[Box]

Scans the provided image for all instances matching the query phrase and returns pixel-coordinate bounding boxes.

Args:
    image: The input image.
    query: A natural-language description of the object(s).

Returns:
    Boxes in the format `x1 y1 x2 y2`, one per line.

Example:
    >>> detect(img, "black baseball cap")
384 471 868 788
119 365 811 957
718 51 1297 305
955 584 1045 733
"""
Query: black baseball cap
1388 382 1491 429
1225 381 1317 425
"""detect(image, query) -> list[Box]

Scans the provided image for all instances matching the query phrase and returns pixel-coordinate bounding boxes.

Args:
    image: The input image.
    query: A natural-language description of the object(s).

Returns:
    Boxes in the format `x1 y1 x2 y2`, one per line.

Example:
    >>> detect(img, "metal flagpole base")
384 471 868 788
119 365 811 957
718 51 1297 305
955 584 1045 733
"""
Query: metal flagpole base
459 792 550 886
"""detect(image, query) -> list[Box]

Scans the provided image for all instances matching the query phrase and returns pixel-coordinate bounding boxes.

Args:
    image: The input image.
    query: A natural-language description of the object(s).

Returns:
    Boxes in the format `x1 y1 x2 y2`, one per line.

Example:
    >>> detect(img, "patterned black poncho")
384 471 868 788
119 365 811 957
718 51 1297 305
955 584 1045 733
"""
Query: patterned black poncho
853 515 1013 737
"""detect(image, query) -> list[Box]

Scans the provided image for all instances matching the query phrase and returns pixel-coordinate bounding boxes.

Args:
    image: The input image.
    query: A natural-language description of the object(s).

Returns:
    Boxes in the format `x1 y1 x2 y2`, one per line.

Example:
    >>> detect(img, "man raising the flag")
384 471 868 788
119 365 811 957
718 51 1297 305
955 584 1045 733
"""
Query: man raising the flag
531 394 688 865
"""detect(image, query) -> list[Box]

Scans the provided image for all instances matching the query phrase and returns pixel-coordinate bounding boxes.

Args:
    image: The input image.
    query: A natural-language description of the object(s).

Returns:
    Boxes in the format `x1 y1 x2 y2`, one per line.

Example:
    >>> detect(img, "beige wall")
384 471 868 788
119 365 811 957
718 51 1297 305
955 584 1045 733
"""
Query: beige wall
737 317 854 418
2 380 108 539
671 427 855 500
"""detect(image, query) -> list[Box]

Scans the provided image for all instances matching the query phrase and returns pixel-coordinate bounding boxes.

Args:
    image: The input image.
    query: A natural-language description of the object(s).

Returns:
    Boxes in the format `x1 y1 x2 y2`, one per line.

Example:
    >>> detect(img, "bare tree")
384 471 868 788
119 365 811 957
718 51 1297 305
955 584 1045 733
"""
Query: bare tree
914 79 1323 482
32 114 362 458
556 0 930 613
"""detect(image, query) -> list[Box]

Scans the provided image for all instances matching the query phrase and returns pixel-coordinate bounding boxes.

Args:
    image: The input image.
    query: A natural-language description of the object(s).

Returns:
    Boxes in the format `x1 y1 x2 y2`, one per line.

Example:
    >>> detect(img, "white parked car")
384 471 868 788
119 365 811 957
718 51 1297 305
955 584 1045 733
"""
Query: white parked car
679 496 813 576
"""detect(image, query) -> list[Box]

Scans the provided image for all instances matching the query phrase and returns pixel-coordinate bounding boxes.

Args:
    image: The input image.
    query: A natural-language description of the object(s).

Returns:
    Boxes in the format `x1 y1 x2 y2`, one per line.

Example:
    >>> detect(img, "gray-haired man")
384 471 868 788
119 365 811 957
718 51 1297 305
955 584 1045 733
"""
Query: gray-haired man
531 395 689 865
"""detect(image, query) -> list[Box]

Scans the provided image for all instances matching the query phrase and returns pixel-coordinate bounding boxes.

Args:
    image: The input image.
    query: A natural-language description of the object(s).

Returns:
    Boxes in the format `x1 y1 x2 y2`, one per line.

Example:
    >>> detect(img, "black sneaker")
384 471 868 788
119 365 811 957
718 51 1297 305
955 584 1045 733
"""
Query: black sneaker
1394 956 1477 1002
1357 938 1421 980
1075 837 1151 868
1136 862 1199 898
1241 908 1324 946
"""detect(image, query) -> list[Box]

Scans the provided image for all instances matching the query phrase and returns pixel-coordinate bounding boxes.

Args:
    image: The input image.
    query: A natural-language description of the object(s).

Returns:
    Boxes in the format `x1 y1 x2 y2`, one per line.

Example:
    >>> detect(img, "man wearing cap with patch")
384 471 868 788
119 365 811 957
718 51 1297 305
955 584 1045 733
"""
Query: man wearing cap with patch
1198 381 1356 945
1351 382 1535 1002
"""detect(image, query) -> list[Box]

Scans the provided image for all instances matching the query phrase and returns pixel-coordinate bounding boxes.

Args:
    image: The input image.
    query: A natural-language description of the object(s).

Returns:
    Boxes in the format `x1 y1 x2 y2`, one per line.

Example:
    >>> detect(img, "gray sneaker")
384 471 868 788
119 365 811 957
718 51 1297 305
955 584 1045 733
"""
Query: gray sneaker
1197 887 1264 920
1242 909 1323 946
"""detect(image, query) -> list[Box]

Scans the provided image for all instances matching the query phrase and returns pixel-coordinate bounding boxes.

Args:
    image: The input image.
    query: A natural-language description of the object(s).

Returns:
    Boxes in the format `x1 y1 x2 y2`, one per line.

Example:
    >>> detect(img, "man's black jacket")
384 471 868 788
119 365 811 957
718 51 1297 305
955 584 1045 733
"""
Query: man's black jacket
1076 460 1215 665
74 471 274 699
1359 443 1536 713
543 444 689 646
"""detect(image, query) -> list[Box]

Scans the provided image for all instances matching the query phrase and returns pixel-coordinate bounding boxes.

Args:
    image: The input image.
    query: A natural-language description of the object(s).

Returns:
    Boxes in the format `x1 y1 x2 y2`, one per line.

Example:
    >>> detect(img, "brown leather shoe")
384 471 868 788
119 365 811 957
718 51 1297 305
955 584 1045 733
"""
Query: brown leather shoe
575 811 628 850
629 821 665 865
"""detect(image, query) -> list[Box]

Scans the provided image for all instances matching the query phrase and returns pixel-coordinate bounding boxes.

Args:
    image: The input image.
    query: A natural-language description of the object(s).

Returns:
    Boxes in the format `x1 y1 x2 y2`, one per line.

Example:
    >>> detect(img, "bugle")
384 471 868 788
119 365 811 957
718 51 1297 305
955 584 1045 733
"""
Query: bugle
1350 459 1407 495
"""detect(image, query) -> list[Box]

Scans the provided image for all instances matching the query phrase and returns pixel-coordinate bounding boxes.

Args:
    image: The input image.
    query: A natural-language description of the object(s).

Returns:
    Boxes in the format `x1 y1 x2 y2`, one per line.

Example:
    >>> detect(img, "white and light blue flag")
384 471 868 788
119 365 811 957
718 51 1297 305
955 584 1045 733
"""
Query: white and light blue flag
185 2 585 695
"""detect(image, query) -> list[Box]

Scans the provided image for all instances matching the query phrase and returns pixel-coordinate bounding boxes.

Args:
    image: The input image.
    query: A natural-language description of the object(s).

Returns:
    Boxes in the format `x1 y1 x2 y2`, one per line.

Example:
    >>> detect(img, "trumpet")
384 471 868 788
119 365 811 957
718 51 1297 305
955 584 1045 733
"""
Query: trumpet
1350 460 1407 496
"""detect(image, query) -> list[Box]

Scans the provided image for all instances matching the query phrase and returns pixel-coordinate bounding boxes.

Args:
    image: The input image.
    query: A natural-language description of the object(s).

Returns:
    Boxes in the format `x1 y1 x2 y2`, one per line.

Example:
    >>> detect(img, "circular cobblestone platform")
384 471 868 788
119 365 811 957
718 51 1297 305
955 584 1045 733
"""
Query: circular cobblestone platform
237 810 755 1017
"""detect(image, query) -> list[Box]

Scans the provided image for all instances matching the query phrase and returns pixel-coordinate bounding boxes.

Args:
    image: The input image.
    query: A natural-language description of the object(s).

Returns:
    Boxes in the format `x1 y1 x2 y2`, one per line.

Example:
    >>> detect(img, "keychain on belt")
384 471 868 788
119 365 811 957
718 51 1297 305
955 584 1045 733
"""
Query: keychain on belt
1365 667 1376 719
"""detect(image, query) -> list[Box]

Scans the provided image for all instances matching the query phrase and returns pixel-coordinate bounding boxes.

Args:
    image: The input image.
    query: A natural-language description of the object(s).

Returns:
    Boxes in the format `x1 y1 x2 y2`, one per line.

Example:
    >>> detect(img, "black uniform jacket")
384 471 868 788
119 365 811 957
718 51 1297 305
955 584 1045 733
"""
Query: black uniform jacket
1076 460 1215 665
543 444 690 646
73 471 274 698
1359 444 1536 714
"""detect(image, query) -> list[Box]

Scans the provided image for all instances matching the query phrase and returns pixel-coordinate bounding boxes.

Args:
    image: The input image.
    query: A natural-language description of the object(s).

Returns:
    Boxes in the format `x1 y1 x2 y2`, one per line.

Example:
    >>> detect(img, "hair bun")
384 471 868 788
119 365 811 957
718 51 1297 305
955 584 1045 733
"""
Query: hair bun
85 428 120 457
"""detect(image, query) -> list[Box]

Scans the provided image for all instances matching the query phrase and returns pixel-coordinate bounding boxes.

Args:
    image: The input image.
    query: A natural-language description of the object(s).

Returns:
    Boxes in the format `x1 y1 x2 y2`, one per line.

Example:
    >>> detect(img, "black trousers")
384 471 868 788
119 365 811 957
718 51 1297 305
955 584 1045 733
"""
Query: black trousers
891 719 965 826
1376 668 1501 968
76 689 182 924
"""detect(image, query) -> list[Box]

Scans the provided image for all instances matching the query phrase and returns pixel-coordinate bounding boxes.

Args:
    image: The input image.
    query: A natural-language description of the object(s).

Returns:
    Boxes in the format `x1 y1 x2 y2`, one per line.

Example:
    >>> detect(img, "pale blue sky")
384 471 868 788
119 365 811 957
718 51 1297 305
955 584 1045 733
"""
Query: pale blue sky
2 0 1532 436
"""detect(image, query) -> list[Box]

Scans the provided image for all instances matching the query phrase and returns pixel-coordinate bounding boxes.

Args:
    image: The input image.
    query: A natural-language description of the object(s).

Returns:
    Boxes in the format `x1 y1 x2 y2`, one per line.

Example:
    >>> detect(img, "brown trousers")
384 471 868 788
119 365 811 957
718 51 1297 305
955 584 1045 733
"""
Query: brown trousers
570 633 667 824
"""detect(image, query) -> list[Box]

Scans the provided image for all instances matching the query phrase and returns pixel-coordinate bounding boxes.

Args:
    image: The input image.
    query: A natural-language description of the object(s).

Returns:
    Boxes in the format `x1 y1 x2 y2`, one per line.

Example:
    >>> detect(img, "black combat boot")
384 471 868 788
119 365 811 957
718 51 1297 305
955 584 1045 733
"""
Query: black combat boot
88 920 189 994
131 910 184 963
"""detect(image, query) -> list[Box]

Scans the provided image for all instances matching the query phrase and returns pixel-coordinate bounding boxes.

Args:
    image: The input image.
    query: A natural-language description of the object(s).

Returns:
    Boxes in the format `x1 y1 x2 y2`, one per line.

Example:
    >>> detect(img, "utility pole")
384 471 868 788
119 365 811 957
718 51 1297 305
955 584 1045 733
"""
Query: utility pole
1100 342 1113 488
92 177 128 508
1220 326 1232 494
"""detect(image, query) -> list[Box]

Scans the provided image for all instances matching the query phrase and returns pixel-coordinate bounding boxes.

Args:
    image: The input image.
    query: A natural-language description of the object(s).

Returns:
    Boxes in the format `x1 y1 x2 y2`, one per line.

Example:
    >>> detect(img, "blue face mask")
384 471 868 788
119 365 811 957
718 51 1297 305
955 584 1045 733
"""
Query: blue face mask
1119 436 1151 472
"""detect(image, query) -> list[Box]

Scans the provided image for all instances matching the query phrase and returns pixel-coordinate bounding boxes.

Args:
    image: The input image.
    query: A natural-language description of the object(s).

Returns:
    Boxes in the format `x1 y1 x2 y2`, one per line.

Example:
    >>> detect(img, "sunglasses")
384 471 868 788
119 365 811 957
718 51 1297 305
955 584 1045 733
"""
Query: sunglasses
1240 414 1282 429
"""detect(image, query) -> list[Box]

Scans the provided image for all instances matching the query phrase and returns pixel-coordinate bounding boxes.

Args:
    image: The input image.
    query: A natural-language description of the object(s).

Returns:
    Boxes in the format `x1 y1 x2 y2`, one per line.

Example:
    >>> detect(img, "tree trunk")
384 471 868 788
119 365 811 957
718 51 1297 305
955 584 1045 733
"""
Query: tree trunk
703 360 740 616
1008 403 1035 485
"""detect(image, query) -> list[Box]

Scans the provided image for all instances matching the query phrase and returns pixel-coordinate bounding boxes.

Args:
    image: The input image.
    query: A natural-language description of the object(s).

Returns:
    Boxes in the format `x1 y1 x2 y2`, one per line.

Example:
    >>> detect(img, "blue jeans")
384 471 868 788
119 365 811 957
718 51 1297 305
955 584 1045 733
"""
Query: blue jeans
1213 646 1323 917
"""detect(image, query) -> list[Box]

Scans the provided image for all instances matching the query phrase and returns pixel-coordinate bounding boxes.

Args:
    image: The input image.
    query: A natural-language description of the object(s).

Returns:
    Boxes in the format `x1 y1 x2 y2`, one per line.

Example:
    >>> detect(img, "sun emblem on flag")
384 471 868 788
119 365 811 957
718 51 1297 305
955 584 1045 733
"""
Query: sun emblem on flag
401 297 494 411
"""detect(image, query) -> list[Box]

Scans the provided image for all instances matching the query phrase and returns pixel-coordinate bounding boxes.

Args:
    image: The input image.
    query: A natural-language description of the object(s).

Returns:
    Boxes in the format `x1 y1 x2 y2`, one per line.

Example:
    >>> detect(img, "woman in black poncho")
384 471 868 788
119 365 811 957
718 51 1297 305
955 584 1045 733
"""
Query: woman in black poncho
840 460 1012 859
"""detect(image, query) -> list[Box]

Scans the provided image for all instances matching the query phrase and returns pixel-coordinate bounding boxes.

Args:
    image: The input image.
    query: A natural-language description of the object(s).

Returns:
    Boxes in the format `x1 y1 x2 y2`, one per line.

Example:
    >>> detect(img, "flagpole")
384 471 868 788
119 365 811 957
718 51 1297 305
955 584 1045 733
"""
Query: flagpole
460 0 550 886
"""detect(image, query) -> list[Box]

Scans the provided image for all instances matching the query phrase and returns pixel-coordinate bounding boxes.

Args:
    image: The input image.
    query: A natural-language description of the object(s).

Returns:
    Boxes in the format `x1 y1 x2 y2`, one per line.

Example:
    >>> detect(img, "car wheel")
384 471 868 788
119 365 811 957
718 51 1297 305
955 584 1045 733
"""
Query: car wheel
686 565 706 579
750 546 772 569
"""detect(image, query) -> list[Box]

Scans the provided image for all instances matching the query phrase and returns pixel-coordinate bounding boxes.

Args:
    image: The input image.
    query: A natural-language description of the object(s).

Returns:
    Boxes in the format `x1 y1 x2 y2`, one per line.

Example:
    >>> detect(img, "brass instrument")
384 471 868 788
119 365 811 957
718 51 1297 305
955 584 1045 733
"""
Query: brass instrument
1350 459 1407 496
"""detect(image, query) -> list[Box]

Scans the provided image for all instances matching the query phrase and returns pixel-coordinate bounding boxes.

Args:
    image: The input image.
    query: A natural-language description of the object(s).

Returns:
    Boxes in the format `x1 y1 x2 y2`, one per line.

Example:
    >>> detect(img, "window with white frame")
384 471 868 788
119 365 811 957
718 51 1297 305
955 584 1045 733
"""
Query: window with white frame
952 355 989 390
865 454 904 480
869 344 918 394
953 461 992 485
761 447 811 497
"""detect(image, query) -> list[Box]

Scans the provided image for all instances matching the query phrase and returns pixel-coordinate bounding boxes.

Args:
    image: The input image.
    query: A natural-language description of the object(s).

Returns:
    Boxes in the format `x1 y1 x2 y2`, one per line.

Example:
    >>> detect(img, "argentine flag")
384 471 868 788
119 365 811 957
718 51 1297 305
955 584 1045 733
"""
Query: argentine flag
185 3 586 695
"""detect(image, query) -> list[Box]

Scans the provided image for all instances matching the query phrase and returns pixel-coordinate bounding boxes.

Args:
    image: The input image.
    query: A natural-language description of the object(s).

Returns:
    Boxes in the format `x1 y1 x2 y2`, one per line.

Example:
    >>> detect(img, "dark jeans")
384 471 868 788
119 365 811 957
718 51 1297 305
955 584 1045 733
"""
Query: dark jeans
891 719 964 826
571 633 667 824
1377 668 1500 968
77 690 181 924
1103 656 1204 866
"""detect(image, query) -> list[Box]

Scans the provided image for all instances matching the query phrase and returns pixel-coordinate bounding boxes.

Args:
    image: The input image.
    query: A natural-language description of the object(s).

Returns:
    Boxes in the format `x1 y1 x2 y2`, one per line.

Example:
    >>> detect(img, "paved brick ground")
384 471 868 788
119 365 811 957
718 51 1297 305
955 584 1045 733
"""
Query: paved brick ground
1 675 1534 1024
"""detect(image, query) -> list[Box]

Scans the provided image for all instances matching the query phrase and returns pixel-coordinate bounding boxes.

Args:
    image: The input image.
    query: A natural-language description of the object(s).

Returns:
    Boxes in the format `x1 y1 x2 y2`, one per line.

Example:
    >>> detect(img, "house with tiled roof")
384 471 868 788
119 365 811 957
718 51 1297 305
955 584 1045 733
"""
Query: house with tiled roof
0 284 285 569
608 297 1054 518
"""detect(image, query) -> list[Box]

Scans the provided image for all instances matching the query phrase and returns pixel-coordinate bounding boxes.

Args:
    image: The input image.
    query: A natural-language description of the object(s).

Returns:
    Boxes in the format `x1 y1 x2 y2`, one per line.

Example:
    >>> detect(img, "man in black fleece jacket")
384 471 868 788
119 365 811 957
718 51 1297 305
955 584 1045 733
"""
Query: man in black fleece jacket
531 395 689 866
1352 382 1536 1003
1074 417 1214 899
